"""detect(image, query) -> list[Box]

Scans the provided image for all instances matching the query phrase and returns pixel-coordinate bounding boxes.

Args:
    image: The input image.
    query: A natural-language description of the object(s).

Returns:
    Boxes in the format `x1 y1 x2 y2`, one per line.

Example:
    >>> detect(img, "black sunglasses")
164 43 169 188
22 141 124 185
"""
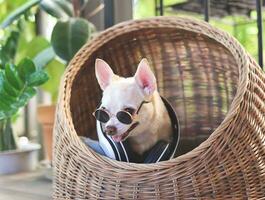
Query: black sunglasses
93 101 149 125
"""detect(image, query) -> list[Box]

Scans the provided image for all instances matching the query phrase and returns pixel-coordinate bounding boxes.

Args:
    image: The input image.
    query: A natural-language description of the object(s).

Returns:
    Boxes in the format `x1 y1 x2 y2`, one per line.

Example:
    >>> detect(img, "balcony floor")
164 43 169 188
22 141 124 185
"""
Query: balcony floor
0 170 52 200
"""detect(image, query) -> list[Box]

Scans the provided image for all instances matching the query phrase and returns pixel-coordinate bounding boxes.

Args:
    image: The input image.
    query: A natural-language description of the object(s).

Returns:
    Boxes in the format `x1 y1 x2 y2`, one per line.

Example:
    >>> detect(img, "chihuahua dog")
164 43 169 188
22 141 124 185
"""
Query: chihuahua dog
94 58 172 155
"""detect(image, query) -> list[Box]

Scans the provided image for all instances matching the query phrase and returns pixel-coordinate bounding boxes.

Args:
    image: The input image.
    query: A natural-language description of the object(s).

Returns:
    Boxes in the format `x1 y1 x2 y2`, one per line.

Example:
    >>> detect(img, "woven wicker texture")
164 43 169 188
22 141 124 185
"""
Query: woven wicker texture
53 17 265 199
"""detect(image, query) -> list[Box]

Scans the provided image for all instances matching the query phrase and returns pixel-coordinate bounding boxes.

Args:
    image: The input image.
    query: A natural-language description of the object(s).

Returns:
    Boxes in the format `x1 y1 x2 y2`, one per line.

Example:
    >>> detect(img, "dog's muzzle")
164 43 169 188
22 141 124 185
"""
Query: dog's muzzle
105 126 117 136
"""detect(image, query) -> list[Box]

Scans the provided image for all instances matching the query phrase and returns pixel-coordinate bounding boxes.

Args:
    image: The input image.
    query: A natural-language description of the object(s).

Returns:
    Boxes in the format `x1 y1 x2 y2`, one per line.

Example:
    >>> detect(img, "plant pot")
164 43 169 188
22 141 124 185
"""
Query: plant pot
37 105 56 162
0 143 40 175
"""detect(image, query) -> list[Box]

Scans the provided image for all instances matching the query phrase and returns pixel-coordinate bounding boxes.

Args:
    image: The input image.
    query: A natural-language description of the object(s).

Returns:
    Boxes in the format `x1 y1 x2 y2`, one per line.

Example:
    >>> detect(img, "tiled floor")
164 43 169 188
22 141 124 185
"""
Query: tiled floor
0 170 52 200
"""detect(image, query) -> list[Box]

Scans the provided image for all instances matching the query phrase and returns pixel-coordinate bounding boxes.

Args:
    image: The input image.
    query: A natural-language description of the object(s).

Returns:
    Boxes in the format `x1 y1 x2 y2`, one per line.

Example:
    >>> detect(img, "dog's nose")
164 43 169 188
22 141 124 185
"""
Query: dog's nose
105 126 117 136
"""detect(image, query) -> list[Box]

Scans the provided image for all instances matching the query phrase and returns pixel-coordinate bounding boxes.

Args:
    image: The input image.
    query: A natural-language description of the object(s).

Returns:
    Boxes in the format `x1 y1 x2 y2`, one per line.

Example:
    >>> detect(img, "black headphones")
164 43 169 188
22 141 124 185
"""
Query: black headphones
97 96 180 163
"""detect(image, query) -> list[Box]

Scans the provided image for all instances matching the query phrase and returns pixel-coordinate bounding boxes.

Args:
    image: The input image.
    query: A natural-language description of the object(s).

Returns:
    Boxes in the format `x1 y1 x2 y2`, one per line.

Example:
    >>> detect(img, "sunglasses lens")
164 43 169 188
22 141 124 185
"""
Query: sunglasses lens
117 111 133 124
94 109 109 123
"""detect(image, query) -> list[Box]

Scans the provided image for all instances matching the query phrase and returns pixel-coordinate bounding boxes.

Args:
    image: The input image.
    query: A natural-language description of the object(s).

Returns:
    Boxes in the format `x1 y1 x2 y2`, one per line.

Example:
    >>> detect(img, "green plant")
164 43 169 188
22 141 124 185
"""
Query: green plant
0 0 98 151
0 58 48 120
0 4 49 151
1 0 97 103
0 58 48 151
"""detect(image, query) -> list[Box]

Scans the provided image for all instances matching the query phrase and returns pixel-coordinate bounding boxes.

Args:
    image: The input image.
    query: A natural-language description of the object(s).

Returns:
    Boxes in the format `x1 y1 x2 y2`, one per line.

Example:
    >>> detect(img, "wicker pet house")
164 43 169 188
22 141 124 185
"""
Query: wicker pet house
53 17 265 199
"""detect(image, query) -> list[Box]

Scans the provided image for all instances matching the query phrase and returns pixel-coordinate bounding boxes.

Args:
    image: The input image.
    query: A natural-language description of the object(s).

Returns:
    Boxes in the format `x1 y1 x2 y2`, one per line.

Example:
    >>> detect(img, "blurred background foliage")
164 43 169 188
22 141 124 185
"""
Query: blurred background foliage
134 0 264 62
1 0 263 69
0 1 37 66
0 0 31 22
0 0 98 152
0 0 95 102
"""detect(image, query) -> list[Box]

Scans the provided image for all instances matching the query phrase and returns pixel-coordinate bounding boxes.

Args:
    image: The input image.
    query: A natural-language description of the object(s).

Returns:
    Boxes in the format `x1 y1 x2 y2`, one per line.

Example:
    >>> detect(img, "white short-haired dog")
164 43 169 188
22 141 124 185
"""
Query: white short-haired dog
94 58 172 155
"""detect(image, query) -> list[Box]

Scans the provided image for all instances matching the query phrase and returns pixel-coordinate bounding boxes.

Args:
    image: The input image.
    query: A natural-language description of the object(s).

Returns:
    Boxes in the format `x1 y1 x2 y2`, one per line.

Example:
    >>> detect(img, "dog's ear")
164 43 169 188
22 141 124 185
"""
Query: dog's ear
95 59 114 90
134 58 157 96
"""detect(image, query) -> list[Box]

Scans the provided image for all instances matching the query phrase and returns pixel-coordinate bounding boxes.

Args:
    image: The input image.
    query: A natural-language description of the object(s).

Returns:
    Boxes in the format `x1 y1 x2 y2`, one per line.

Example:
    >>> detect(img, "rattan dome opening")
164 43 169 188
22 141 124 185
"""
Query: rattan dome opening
54 17 265 199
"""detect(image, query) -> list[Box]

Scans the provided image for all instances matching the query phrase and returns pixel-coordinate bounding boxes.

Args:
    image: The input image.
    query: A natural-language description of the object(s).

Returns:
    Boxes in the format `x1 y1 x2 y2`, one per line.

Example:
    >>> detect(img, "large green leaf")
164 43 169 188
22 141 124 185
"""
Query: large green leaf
0 59 48 120
51 18 93 62
3 80 20 97
0 0 41 29
0 70 5 92
5 64 24 90
33 47 55 69
17 58 36 81
0 100 10 112
0 30 20 68
0 70 16 112
41 59 65 102
0 91 17 107
40 0 73 19
2 31 20 61
15 87 37 107
28 70 49 86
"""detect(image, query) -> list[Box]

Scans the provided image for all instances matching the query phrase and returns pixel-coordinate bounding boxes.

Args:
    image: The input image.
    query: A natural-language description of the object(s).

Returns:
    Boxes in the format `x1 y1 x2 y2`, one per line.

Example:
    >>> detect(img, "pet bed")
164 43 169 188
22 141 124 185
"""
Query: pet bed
53 17 265 199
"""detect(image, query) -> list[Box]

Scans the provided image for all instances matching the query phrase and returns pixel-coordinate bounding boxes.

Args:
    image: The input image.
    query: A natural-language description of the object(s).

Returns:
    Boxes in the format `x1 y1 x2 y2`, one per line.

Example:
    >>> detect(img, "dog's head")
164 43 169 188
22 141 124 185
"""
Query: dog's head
95 58 157 142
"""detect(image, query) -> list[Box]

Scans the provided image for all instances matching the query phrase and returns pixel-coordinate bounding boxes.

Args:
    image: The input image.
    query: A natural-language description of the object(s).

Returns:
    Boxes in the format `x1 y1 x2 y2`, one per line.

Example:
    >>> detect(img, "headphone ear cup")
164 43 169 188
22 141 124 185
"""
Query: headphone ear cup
144 141 171 163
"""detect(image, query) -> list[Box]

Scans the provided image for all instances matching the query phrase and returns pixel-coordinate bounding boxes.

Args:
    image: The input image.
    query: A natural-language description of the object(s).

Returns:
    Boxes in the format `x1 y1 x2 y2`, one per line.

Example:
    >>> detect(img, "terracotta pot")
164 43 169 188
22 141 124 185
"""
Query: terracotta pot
37 105 55 161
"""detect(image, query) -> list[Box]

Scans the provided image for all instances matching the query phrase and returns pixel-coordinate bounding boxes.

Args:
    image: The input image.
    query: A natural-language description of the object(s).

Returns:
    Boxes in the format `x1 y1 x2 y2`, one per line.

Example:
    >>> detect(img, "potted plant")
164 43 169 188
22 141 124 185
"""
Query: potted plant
1 0 97 163
0 3 49 174
0 57 48 174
